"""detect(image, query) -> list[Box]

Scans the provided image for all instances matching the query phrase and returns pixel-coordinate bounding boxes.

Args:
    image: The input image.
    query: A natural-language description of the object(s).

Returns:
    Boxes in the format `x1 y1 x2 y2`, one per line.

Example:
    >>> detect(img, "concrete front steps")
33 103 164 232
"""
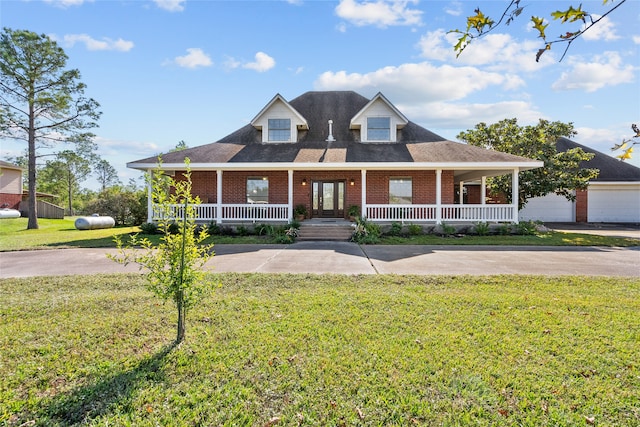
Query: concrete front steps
296 220 354 241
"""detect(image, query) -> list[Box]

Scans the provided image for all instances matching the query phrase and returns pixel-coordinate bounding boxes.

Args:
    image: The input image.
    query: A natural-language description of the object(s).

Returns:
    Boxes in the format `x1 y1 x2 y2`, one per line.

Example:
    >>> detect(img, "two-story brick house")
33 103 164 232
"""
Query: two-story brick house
128 91 542 224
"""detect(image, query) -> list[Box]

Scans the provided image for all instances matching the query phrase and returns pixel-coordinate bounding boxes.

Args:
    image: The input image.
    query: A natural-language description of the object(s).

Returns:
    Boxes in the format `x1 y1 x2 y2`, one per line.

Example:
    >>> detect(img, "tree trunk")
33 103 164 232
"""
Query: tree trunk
67 174 73 216
176 289 185 343
27 100 38 230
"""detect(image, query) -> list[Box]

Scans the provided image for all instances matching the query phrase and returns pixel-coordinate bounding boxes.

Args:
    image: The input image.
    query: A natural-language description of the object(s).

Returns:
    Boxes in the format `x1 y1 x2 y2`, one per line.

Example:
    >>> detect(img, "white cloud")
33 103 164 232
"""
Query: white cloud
243 52 276 72
444 1 462 17
224 56 242 70
401 100 544 130
173 48 213 69
581 15 620 41
552 51 635 92
226 52 276 72
633 35 640 44
94 136 159 157
59 34 134 52
335 0 422 28
417 29 554 73
43 0 88 7
315 62 522 103
154 0 185 12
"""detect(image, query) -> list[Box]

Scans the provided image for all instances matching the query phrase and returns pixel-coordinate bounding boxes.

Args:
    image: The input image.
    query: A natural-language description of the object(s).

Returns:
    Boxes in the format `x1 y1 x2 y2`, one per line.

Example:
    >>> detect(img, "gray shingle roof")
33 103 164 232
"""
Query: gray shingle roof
129 91 537 167
556 137 640 182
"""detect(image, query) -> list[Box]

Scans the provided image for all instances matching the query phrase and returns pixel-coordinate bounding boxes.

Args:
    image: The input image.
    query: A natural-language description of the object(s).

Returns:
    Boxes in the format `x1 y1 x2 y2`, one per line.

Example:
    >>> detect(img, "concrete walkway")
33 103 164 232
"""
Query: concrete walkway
1 242 638 278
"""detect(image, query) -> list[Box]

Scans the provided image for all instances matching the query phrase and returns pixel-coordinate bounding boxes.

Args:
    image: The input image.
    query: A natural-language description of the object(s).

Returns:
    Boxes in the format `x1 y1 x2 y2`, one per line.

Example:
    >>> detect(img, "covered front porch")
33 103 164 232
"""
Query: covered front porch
149 166 522 225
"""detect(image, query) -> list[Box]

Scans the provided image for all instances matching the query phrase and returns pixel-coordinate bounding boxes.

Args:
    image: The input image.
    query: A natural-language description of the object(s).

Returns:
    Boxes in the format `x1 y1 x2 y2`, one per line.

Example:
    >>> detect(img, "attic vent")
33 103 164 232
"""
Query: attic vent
326 120 335 142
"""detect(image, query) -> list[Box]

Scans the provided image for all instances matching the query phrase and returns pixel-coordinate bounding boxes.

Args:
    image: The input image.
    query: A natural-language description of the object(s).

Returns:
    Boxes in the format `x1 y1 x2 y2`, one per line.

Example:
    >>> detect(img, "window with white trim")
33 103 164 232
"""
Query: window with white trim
268 118 291 142
367 117 391 141
389 178 412 204
247 177 269 203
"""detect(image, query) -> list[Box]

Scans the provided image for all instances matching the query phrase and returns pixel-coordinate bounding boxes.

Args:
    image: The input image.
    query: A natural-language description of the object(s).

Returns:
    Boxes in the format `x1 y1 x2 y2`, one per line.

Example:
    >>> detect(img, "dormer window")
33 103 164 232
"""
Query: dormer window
351 93 408 143
367 117 391 141
268 119 291 142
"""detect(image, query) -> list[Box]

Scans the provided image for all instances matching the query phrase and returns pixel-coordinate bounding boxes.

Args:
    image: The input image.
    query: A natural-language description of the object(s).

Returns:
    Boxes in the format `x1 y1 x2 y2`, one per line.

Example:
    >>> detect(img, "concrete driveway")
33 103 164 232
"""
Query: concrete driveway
1 242 638 278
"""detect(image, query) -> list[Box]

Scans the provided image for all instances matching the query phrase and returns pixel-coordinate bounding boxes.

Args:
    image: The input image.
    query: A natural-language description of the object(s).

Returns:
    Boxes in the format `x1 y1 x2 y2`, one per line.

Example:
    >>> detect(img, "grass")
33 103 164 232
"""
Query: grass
1 217 637 252
0 218 272 251
1 273 638 426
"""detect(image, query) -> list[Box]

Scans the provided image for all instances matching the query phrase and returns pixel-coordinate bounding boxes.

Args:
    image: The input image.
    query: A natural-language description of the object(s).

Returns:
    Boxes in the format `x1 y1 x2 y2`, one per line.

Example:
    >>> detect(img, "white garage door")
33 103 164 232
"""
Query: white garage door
588 184 640 223
519 193 574 222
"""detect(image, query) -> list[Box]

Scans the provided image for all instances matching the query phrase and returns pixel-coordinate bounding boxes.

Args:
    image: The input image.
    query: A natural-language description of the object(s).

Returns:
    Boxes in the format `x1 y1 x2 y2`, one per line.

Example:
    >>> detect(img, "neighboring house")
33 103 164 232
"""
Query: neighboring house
519 138 640 223
0 160 64 219
0 160 23 209
128 91 542 224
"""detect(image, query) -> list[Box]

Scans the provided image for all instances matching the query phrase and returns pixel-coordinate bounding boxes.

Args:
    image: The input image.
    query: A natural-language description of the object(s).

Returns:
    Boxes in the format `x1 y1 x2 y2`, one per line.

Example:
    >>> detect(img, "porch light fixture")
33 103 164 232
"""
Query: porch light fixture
350 178 355 186
302 178 307 186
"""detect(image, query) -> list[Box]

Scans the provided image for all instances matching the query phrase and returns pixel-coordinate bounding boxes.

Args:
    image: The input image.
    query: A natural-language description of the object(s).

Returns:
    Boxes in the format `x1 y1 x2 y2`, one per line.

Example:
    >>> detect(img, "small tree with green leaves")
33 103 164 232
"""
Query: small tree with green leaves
110 159 214 343
458 118 599 209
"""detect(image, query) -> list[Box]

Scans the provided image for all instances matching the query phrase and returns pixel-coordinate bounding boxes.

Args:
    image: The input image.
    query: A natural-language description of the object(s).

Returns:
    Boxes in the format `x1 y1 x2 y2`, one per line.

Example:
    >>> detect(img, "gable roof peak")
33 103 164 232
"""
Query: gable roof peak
350 91 409 129
250 93 309 130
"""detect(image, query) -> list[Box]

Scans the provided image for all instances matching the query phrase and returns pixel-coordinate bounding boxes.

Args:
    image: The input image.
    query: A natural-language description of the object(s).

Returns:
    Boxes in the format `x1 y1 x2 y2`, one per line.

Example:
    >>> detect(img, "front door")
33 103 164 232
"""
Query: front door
312 180 345 218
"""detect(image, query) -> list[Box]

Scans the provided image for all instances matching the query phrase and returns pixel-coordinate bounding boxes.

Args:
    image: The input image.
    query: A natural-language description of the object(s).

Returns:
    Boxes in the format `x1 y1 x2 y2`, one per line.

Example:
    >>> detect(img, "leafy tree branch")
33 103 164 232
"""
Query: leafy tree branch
449 0 627 62
611 124 640 161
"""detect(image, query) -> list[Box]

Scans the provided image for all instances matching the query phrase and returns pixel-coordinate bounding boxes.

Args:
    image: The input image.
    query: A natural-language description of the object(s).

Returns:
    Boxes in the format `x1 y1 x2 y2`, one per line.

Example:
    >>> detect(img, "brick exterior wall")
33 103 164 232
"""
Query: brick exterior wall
186 169 456 215
575 188 588 223
0 193 22 209
466 185 481 204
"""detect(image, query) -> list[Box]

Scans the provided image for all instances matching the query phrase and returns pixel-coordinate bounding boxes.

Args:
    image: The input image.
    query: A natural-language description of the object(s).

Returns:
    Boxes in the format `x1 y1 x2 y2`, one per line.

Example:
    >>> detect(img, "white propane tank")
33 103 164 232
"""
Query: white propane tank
0 209 21 219
75 215 115 230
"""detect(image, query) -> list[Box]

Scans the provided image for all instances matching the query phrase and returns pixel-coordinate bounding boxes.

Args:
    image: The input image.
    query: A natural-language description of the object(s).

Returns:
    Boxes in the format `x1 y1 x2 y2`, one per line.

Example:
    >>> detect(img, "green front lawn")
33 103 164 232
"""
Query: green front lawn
1 273 638 425
0 218 269 251
0 217 637 251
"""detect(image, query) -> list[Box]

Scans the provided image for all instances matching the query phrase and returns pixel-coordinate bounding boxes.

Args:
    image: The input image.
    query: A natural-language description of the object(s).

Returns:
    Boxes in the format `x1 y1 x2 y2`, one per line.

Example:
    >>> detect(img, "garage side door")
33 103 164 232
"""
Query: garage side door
519 193 574 222
588 184 640 222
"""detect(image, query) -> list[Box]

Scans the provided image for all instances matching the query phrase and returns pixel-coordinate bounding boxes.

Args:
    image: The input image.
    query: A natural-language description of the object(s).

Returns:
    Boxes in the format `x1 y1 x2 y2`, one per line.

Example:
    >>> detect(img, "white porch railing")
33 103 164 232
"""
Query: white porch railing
366 204 437 221
366 204 516 223
153 203 516 223
222 204 289 222
152 203 289 222
441 204 515 222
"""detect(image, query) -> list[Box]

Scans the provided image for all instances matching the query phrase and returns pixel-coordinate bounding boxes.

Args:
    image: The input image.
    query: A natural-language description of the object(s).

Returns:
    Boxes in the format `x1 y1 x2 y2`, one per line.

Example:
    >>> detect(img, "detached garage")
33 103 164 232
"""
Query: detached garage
520 138 640 224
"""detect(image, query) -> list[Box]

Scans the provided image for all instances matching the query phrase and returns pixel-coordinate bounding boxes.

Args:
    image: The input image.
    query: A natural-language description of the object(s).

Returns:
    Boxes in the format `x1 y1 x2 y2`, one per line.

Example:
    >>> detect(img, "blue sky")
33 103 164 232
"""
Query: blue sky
2 0 639 189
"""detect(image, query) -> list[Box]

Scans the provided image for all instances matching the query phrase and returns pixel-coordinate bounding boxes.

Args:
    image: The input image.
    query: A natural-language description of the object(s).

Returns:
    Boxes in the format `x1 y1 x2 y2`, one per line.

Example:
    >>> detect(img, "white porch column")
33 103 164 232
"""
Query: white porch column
216 170 222 224
147 172 153 223
361 169 367 218
288 169 294 221
512 168 519 224
459 181 464 205
435 169 442 224
481 176 486 221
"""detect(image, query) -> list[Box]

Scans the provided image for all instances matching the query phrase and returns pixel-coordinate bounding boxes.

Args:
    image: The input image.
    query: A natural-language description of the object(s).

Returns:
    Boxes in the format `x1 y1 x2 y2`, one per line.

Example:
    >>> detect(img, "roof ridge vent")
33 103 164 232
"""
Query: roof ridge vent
326 119 336 142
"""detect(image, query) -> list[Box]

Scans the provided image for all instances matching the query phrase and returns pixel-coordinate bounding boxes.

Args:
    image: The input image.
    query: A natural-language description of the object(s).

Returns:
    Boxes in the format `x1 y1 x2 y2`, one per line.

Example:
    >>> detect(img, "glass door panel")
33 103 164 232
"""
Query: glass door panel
310 180 346 218
322 183 334 212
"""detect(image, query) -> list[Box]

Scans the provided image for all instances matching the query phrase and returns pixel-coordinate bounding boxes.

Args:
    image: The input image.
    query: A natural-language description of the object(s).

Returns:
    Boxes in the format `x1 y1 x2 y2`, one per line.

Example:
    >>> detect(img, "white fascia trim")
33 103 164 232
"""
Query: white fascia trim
588 181 640 186
127 160 543 172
